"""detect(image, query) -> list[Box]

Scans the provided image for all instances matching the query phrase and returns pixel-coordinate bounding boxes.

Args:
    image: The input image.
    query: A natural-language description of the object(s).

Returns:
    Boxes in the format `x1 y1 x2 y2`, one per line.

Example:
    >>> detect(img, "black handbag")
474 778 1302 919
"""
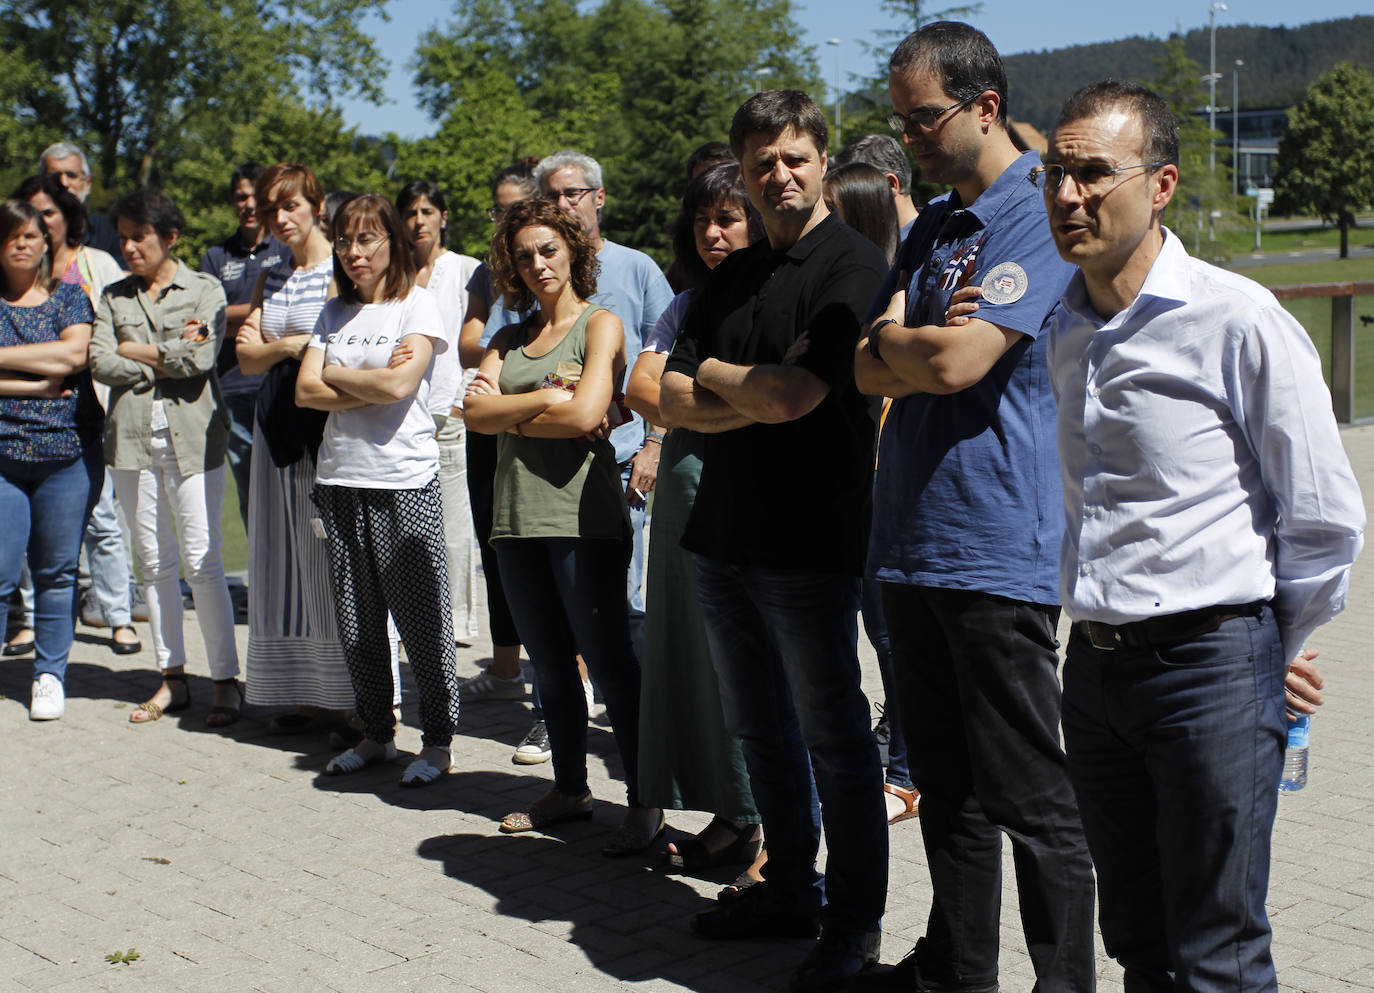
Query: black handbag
254 358 328 468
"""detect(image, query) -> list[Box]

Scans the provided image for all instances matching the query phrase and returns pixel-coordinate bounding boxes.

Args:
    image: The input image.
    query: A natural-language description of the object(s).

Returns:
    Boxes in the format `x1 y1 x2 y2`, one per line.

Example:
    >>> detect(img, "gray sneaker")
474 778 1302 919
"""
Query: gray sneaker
512 720 552 764
458 670 525 701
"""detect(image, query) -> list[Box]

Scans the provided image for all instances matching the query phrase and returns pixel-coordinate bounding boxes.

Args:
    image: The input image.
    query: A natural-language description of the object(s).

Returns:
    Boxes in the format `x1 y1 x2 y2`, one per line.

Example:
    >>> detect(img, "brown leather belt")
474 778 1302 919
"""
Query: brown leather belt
1073 601 1267 652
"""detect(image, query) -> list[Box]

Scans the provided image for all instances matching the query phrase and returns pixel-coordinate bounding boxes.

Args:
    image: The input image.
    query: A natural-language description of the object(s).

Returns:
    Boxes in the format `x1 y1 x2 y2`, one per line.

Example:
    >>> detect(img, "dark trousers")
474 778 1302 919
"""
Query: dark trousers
465 429 521 647
697 557 887 935
1063 605 1286 993
884 583 1095 993
312 479 460 748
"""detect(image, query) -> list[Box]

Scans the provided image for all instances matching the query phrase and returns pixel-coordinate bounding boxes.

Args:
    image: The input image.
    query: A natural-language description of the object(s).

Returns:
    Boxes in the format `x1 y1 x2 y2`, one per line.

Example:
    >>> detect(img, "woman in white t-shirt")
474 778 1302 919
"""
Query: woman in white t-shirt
396 180 481 646
295 194 461 787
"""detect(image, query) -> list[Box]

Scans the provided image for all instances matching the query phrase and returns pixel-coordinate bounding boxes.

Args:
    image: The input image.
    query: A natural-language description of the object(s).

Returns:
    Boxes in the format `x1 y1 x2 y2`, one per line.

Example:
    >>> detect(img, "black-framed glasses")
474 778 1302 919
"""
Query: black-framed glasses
1032 161 1169 196
333 233 389 254
887 93 980 136
547 186 597 205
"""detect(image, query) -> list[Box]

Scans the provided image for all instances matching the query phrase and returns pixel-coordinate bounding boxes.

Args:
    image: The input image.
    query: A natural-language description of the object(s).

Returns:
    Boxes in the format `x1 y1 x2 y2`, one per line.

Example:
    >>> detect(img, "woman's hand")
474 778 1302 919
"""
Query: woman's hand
181 319 209 341
36 376 72 399
465 371 500 398
387 339 417 369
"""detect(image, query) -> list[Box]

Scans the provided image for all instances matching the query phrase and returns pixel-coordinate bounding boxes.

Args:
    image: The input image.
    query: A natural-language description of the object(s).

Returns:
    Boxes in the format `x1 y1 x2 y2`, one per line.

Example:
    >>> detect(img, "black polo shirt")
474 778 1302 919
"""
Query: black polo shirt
200 230 292 383
665 213 886 576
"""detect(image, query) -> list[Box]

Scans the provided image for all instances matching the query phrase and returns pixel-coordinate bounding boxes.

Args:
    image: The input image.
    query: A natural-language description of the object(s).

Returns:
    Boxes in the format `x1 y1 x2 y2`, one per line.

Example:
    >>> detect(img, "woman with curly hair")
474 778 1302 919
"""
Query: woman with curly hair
465 198 663 855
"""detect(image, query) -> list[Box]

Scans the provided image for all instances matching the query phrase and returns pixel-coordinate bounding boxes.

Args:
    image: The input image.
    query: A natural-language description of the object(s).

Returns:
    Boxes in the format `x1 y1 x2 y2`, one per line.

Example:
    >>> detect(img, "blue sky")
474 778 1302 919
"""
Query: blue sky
338 0 1370 139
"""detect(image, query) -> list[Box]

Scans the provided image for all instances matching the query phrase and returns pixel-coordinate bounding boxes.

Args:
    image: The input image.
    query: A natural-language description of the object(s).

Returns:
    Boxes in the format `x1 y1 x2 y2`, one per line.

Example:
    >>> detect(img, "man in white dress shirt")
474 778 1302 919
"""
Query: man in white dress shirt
1041 79 1365 993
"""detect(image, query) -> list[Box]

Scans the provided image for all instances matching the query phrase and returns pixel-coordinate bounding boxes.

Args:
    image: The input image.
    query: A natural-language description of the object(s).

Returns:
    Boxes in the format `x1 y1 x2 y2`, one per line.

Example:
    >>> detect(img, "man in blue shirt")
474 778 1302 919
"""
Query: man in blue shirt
199 164 291 525
852 22 1095 993
535 151 673 654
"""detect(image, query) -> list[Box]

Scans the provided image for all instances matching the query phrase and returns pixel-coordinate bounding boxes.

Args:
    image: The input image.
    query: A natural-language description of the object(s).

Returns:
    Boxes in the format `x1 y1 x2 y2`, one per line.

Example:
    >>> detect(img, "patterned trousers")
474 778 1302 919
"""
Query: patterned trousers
312 478 460 747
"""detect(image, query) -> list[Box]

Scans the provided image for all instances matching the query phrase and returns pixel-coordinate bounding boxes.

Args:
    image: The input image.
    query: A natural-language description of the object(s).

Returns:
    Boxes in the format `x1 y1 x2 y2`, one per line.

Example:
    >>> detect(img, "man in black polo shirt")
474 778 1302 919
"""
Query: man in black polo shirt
199 163 291 525
661 89 889 993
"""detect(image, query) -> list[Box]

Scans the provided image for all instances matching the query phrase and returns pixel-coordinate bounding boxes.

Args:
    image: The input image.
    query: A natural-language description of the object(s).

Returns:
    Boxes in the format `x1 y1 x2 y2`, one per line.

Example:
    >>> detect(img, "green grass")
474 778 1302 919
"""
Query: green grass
220 481 249 575
1223 257 1374 420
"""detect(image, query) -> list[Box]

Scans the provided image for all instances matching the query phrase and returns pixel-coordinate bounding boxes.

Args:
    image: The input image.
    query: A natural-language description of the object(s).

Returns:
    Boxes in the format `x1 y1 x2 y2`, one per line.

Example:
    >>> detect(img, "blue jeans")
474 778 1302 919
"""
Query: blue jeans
620 461 646 661
696 557 887 935
82 469 134 627
861 577 911 789
0 444 103 682
884 584 1095 992
1063 605 1286 993
495 536 643 804
223 390 255 529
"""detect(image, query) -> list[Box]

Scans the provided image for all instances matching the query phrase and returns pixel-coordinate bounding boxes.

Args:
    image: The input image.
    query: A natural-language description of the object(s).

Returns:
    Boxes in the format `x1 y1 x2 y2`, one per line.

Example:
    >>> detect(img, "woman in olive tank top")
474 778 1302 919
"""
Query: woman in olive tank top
465 198 664 856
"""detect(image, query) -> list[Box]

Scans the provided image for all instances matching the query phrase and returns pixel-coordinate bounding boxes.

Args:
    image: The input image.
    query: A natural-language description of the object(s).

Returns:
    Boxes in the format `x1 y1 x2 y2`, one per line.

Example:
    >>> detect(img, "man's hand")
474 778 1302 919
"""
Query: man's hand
627 441 660 501
782 331 810 366
1285 647 1324 720
873 269 908 331
944 285 982 326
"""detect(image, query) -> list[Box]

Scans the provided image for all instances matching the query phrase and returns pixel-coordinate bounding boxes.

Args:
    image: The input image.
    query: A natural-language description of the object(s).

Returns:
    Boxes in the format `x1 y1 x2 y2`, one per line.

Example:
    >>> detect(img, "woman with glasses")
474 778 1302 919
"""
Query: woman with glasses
89 191 242 727
234 163 357 733
297 194 461 787
396 180 482 649
465 197 663 854
626 163 765 873
0 199 103 721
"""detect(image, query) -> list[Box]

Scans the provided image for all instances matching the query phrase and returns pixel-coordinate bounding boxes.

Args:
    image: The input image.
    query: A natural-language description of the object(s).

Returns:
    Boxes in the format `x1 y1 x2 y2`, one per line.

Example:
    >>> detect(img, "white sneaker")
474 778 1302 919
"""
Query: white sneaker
30 673 65 721
458 670 526 701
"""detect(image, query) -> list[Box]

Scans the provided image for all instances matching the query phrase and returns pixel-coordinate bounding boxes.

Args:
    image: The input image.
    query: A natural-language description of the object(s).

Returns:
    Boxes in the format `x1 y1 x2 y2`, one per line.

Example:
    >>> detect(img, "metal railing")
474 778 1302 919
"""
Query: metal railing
1270 281 1374 423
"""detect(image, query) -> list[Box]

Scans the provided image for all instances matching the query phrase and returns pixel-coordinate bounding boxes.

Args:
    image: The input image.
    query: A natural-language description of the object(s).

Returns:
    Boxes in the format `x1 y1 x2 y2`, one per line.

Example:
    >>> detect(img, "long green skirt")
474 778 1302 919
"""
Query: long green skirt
637 428 759 822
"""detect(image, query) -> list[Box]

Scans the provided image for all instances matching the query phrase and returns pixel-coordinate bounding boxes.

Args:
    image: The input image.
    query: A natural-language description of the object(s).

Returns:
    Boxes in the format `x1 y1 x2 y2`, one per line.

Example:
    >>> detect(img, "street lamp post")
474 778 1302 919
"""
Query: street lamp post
827 38 842 149
1232 59 1243 197
1209 2 1227 174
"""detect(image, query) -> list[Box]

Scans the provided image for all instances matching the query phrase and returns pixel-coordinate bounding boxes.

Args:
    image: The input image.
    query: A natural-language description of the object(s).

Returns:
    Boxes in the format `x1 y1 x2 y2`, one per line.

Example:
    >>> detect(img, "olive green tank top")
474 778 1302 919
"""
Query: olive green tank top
490 305 630 541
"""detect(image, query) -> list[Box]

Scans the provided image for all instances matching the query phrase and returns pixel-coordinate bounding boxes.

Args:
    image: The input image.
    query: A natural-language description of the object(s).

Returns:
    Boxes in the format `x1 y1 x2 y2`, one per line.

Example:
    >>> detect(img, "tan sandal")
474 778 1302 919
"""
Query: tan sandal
884 783 920 824
129 674 190 724
500 790 594 833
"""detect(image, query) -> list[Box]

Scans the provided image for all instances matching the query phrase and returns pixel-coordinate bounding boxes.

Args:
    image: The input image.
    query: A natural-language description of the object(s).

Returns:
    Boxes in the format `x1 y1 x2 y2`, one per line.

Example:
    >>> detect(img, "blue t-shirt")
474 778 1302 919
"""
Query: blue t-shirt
591 239 673 465
868 151 1074 604
200 230 292 394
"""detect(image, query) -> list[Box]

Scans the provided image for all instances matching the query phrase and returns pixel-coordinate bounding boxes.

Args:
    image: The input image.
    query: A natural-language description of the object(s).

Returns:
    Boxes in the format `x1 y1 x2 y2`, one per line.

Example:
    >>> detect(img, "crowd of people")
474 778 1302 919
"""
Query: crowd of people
3 19 1366 993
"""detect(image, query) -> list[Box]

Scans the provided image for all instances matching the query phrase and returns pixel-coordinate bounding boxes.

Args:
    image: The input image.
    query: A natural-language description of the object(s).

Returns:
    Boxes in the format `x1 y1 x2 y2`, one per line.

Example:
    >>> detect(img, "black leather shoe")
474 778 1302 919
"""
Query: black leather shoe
691 881 820 941
791 927 881 992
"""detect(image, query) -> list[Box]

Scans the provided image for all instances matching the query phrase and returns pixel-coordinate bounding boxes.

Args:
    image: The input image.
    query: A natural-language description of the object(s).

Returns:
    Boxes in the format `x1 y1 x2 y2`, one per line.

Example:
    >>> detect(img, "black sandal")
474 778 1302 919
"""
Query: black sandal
667 817 763 872
205 678 244 729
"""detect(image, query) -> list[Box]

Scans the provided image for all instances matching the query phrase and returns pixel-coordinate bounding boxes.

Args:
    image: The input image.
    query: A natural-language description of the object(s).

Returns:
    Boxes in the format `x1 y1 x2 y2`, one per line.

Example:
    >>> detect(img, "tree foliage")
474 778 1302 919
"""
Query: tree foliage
1273 63 1374 259
403 0 821 264
0 0 390 192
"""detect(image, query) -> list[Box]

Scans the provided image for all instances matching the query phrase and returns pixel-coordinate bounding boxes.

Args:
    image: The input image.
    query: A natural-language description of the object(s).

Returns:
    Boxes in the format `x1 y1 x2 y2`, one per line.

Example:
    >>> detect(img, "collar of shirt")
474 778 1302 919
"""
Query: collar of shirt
1062 226 1192 333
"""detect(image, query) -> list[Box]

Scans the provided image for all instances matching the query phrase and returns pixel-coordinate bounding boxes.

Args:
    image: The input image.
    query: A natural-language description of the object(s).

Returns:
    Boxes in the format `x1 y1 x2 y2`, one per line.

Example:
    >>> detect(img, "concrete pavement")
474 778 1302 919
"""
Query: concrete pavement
4 427 1374 992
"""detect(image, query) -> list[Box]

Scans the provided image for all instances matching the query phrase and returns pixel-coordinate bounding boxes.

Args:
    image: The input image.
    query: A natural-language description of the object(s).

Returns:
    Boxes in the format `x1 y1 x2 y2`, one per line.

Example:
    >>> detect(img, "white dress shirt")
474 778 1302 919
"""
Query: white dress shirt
1048 228 1365 658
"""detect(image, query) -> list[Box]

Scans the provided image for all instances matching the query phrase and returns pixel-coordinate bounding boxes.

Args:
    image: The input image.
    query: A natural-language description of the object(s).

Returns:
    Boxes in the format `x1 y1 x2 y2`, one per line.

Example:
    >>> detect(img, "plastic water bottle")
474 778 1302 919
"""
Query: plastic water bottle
1279 714 1310 792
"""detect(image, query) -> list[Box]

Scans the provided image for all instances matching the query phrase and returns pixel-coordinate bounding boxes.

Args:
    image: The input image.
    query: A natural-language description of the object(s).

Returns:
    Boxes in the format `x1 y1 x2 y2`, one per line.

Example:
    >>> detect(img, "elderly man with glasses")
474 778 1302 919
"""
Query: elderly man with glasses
38 142 124 265
534 151 673 661
851 21 1095 993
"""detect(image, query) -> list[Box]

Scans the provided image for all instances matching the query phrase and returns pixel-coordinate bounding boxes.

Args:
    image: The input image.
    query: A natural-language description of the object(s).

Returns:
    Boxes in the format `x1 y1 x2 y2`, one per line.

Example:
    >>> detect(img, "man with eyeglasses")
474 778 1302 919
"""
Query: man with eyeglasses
851 21 1094 992
1041 79 1362 993
38 142 125 266
534 150 673 658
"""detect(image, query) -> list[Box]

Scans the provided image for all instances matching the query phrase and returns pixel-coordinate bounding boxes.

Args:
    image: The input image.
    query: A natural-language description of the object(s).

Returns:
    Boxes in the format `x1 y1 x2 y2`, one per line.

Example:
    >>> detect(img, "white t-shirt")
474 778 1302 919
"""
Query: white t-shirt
308 287 447 489
425 251 481 415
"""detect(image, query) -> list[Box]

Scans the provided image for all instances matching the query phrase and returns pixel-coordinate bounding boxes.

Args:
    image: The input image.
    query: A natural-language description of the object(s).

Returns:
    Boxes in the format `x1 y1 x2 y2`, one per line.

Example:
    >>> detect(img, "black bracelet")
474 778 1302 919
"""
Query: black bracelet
868 318 897 360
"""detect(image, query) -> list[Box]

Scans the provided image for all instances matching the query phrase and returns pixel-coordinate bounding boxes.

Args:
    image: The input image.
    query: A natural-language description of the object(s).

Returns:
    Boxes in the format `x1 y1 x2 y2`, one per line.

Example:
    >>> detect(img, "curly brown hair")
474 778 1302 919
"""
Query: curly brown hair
488 198 599 313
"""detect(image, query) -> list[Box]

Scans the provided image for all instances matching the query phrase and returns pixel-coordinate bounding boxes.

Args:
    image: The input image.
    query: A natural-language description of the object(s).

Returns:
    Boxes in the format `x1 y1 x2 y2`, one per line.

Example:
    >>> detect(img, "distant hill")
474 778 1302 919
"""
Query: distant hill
1002 15 1374 131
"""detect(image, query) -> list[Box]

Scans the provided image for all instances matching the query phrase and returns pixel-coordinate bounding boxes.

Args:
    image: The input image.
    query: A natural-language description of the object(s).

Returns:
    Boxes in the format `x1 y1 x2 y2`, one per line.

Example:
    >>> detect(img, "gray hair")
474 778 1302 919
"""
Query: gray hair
38 142 90 176
834 135 912 196
534 150 604 191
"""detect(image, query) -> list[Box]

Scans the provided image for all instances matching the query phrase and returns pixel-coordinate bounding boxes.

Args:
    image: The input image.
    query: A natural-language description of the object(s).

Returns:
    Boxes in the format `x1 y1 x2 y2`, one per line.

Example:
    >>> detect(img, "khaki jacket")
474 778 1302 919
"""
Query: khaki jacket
89 261 229 474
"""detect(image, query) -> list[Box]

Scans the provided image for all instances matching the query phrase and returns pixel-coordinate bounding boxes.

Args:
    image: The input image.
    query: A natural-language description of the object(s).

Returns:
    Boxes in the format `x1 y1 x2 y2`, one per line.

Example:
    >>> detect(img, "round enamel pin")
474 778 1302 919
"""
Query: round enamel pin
980 262 1028 305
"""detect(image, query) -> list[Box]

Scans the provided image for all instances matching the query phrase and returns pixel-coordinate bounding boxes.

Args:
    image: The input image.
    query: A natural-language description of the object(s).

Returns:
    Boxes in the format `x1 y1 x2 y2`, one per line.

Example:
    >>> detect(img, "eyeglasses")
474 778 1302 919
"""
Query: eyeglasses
48 169 88 183
333 233 389 254
887 93 980 136
485 206 506 222
1032 161 1169 196
546 187 597 206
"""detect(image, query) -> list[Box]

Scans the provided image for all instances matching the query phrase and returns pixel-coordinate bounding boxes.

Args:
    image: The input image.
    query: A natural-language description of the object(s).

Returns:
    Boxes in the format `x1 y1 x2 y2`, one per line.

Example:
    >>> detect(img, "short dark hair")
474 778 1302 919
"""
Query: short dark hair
729 90 829 159
686 141 734 179
255 163 325 228
331 194 416 304
824 163 900 264
0 198 55 290
833 135 912 196
488 198 599 314
671 162 763 289
396 179 447 217
491 160 538 201
11 172 87 248
229 163 264 198
1055 79 1179 168
889 21 1008 126
110 189 185 241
